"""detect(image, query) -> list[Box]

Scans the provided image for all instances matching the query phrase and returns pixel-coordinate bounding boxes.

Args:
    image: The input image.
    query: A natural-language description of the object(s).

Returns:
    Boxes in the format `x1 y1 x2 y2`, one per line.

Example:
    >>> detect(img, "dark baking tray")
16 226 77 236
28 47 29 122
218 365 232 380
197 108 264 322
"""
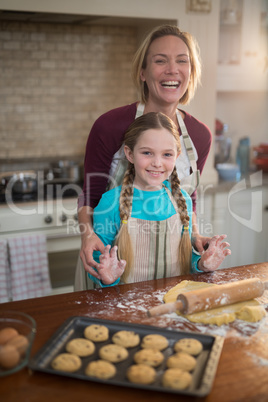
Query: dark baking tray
29 316 224 397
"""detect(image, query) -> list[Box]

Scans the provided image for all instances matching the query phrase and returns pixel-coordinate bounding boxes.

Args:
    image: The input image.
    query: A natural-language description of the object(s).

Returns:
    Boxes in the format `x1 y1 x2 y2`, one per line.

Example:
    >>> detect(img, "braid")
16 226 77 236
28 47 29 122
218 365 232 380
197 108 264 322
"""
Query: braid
171 168 190 226
119 164 135 220
170 167 192 275
114 162 135 282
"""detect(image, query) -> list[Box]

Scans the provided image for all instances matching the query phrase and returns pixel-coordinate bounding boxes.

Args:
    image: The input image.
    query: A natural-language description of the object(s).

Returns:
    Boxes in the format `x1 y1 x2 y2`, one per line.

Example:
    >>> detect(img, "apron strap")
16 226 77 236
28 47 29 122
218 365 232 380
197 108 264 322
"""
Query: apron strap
162 184 180 215
176 109 198 173
135 102 145 118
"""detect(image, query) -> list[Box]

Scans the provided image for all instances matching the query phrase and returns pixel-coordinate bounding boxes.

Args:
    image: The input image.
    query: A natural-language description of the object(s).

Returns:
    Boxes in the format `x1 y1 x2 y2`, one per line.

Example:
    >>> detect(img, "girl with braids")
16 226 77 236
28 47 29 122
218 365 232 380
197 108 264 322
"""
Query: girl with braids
88 113 230 287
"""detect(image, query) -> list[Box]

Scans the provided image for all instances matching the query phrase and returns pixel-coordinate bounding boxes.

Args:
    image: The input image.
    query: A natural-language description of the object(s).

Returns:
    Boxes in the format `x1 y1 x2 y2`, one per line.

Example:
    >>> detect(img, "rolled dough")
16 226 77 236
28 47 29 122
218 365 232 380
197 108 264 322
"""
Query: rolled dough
164 280 266 326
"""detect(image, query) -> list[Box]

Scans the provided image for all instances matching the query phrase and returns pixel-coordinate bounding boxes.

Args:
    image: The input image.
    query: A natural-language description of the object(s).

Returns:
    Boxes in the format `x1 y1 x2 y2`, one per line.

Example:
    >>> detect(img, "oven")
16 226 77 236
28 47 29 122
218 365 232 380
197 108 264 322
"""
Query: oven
0 168 82 295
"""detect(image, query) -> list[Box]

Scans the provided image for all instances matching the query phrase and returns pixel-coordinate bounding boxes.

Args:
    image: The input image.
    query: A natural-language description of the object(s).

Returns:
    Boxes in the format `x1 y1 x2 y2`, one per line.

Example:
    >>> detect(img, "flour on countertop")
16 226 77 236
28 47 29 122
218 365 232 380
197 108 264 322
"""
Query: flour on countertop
73 275 268 340
205 266 267 284
247 352 268 367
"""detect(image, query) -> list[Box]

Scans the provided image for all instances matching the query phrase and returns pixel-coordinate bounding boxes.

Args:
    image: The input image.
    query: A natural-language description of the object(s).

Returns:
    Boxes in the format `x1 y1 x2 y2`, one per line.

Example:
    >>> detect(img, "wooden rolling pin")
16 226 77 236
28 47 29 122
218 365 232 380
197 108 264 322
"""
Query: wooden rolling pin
147 278 268 317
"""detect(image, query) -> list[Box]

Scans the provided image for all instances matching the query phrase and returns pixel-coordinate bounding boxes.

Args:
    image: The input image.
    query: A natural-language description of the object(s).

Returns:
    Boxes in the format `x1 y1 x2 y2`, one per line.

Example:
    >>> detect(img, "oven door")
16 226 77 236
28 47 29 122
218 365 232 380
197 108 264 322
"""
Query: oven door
0 198 81 294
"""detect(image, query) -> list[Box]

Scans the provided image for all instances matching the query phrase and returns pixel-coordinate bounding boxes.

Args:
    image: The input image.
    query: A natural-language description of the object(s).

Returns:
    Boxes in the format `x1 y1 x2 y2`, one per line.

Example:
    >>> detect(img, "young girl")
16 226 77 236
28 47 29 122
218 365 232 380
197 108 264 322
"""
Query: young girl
89 112 231 287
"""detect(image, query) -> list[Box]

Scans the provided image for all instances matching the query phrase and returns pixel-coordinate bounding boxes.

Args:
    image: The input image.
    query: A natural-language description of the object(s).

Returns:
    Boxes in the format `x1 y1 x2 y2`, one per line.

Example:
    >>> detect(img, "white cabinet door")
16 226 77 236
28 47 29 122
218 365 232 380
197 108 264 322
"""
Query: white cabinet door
217 0 268 91
211 185 267 268
196 193 214 239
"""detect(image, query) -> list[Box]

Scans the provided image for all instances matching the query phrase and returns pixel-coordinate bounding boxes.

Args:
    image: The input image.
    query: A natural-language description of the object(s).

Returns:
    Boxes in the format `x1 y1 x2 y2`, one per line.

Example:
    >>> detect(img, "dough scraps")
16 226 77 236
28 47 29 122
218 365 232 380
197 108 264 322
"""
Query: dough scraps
163 280 267 326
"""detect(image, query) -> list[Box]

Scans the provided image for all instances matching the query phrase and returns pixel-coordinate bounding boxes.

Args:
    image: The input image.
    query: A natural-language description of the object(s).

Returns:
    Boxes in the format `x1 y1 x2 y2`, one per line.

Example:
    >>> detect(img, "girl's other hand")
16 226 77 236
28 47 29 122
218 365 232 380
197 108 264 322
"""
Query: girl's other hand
198 234 231 272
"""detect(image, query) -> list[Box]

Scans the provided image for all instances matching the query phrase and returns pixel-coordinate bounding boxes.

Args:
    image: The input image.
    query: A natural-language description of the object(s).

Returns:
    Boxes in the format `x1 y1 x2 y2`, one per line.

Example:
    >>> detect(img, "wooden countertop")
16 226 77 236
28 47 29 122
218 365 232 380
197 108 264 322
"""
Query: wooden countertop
1 263 268 402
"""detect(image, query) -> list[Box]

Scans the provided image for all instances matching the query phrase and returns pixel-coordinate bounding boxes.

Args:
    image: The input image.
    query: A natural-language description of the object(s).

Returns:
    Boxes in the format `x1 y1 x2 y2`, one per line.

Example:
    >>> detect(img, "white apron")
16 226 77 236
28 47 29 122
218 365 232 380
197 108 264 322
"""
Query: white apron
124 185 183 283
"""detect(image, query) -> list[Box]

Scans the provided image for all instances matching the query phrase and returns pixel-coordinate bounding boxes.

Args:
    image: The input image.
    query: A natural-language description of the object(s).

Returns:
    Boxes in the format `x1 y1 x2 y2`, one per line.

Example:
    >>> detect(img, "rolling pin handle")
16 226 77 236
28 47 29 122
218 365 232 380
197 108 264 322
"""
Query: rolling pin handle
147 300 184 317
264 281 268 290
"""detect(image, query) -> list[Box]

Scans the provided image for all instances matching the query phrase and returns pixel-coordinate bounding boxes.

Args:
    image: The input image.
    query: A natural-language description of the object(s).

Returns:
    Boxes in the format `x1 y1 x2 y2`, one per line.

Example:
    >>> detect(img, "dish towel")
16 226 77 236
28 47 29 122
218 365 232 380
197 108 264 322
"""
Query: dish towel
0 239 11 303
7 235 52 301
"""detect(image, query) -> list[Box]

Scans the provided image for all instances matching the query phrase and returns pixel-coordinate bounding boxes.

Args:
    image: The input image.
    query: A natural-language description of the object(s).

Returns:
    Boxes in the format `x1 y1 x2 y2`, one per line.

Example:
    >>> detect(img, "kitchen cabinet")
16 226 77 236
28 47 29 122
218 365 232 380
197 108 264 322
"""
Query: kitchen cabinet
197 183 268 268
217 0 268 91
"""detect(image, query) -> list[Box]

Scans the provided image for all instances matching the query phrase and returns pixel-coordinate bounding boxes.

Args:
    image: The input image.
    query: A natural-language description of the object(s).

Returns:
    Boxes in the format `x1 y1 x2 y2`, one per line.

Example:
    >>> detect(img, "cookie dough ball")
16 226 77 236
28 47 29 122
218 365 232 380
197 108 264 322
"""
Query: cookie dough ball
174 338 203 356
141 334 168 351
166 352 196 371
51 353 82 372
7 335 29 356
85 360 116 379
236 305 266 323
134 348 164 367
0 344 20 369
162 368 192 390
66 338 95 357
84 324 109 342
0 328 19 345
127 364 156 384
99 344 128 363
112 330 140 348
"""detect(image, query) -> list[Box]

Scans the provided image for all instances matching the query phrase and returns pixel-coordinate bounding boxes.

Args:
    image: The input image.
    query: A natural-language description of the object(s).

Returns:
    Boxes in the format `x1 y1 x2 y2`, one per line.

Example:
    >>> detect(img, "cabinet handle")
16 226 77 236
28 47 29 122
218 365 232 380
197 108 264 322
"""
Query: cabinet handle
60 214 67 223
44 215 53 224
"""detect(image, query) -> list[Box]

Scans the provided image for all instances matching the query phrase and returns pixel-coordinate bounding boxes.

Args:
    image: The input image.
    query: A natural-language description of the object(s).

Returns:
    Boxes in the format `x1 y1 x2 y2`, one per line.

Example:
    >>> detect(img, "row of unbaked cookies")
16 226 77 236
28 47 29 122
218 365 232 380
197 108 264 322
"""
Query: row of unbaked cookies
51 324 203 390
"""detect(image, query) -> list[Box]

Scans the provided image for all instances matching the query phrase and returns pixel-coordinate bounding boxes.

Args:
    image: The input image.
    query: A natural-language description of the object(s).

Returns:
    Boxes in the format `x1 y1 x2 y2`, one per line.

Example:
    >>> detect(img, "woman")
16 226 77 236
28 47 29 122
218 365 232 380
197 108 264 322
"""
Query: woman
87 113 229 288
76 25 212 288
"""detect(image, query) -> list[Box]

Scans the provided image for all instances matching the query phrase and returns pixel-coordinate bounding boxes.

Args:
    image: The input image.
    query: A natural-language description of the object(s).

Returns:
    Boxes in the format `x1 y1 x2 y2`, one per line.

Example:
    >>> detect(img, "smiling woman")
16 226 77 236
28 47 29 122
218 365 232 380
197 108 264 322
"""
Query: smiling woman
139 35 192 107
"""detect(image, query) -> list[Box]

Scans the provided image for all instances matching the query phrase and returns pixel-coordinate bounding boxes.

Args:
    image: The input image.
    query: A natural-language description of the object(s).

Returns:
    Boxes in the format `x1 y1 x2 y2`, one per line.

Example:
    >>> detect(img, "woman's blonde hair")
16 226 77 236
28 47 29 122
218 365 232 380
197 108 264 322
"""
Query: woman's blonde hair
132 24 201 105
115 112 192 282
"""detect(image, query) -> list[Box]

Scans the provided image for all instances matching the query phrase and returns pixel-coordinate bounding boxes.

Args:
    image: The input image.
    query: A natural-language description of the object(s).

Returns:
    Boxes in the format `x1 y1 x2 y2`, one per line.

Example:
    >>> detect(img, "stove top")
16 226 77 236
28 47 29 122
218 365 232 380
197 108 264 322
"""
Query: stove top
0 181 83 205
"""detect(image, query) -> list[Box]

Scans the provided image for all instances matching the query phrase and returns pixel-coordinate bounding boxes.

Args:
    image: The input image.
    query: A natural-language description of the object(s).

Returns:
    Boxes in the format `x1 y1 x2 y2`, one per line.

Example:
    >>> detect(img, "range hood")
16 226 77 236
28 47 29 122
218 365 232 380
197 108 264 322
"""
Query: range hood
0 9 175 27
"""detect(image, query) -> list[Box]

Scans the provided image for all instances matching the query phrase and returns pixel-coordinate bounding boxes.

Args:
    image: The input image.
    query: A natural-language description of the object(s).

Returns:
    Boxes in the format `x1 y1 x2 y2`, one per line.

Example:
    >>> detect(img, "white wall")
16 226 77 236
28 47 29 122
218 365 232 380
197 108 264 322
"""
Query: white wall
216 92 268 163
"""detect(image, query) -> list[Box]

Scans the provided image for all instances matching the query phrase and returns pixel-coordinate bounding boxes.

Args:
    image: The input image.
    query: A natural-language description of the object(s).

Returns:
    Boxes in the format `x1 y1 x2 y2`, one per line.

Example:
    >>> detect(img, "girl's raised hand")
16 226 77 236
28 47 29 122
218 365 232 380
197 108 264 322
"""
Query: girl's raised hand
198 235 231 272
97 245 126 285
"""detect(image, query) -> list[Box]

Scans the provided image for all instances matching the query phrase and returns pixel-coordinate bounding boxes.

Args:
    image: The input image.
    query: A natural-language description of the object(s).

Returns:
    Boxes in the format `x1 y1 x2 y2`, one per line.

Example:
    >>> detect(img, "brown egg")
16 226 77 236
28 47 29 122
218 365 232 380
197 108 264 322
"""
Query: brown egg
0 344 20 369
7 335 29 356
0 327 19 345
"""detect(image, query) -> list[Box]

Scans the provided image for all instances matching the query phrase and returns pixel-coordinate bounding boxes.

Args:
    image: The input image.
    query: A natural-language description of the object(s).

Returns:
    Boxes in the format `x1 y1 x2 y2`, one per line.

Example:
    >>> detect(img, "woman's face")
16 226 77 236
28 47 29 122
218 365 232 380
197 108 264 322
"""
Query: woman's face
124 128 178 191
140 35 191 107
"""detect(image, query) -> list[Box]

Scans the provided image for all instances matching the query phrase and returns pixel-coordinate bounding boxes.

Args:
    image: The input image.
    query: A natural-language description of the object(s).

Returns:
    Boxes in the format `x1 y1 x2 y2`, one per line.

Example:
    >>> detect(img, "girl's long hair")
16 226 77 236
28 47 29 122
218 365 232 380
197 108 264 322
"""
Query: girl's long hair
115 112 192 282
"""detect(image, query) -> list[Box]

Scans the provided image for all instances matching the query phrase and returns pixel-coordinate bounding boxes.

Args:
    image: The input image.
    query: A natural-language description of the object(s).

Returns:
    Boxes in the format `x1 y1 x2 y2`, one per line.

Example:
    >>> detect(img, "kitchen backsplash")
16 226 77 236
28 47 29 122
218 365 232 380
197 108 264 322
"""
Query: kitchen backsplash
0 21 137 160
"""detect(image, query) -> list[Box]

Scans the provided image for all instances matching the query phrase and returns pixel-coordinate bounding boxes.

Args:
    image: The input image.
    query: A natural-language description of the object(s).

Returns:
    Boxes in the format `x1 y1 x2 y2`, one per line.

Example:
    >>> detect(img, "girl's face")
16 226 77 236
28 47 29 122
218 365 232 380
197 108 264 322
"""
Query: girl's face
124 128 178 191
140 35 191 107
